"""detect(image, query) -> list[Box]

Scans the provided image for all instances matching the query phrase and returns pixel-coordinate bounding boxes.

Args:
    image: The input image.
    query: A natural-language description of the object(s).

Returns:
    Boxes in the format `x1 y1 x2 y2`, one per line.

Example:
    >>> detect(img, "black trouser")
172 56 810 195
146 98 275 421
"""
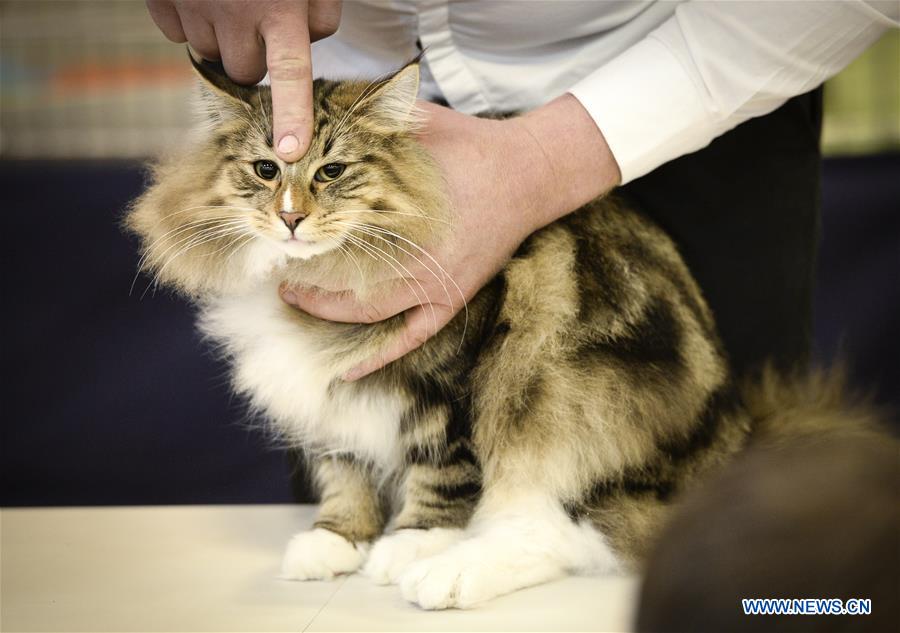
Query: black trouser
620 89 823 378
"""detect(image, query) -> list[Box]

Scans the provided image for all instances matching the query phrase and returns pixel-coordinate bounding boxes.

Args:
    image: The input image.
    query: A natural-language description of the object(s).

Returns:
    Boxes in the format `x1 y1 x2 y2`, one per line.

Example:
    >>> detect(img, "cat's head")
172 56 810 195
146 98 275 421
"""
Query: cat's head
126 56 447 298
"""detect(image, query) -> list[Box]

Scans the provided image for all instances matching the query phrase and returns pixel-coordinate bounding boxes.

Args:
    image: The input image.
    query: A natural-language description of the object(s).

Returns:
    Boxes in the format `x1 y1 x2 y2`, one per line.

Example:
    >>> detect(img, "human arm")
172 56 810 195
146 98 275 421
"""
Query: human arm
146 0 342 161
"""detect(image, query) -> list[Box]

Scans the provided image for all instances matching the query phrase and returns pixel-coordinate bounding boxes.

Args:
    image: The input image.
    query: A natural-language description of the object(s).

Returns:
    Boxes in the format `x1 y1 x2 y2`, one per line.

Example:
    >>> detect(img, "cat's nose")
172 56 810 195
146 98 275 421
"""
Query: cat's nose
279 211 304 232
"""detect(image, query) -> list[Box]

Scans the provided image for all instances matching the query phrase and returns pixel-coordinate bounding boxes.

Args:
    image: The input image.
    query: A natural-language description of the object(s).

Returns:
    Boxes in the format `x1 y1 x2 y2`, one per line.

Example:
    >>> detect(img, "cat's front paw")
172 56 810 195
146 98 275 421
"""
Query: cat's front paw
363 528 463 585
280 527 367 581
399 546 486 610
398 538 566 610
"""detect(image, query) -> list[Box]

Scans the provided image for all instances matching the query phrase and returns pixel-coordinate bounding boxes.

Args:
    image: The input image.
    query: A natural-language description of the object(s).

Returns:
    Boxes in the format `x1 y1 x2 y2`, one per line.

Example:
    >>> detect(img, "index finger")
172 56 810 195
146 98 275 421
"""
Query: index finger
259 10 313 162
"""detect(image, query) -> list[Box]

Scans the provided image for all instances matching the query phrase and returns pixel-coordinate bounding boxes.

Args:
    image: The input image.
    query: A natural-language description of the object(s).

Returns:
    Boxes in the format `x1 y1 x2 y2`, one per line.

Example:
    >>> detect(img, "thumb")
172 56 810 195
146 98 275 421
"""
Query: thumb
343 303 456 381
260 10 314 162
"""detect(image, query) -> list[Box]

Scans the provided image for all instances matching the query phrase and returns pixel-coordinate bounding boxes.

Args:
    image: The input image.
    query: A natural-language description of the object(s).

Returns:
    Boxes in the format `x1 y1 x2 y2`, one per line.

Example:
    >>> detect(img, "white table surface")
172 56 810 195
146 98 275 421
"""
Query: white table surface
1 505 640 632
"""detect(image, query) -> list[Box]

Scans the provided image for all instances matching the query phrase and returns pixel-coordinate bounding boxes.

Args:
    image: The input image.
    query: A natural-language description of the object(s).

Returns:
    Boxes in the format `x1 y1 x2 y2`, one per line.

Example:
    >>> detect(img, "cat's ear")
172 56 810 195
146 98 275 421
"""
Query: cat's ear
188 48 259 118
356 63 422 133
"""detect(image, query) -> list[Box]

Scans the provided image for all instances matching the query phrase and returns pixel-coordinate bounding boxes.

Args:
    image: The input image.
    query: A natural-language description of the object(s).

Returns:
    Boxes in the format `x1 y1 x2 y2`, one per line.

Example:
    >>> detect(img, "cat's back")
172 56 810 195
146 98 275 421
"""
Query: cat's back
492 196 719 354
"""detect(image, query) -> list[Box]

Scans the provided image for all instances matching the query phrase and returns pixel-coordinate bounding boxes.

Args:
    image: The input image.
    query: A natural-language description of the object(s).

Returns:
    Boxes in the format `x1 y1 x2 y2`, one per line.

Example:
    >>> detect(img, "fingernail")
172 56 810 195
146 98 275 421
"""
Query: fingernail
277 134 299 154
282 290 297 304
343 367 365 382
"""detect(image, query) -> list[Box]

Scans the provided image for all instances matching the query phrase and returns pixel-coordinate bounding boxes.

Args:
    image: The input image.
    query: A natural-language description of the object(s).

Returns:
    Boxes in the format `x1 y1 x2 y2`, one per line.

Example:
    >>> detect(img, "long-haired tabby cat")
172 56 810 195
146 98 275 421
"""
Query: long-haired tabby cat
127 58 890 610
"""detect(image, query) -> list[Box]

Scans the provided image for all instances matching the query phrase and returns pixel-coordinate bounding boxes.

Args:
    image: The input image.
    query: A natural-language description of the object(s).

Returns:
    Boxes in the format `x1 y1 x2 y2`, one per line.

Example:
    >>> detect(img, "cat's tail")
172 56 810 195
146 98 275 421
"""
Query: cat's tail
740 363 892 446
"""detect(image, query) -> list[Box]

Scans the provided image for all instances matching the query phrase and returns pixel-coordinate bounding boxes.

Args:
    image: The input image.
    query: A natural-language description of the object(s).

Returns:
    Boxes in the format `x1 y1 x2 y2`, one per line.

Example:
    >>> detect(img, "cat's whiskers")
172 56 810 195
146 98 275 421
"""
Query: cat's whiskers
332 208 450 226
323 230 368 287
333 220 452 306
204 227 256 260
159 204 261 222
331 209 442 253
131 216 249 295
347 221 468 321
342 233 436 336
142 223 252 299
150 228 255 297
221 231 259 269
139 217 249 270
148 222 247 283
143 215 248 252
342 232 429 306
143 226 245 298
333 220 469 350
332 203 450 244
338 223 455 345
341 232 438 336
321 232 367 291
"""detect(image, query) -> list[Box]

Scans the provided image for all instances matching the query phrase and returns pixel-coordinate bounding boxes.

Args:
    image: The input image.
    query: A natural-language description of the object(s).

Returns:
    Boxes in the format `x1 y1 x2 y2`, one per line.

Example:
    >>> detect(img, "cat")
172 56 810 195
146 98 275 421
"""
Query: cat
126 57 889 610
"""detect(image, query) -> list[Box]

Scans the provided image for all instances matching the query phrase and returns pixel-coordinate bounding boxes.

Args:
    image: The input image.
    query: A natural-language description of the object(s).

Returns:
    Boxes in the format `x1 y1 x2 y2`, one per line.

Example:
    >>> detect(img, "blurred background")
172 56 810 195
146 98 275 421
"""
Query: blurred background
1 1 898 506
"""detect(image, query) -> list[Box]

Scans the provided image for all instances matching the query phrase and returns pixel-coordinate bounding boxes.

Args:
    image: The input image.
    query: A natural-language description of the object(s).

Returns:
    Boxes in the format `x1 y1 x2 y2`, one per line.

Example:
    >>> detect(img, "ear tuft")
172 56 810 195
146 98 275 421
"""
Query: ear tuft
357 63 422 133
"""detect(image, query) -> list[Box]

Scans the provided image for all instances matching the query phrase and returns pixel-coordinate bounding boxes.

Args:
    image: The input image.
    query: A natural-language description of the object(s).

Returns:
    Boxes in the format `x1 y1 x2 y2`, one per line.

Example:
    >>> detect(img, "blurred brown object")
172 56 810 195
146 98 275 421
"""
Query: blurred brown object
636 431 899 633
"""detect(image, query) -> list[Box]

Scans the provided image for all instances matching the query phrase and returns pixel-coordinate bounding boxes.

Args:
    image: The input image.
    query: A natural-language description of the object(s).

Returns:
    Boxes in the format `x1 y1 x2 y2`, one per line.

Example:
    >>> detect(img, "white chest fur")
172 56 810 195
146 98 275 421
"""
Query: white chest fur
199 281 406 470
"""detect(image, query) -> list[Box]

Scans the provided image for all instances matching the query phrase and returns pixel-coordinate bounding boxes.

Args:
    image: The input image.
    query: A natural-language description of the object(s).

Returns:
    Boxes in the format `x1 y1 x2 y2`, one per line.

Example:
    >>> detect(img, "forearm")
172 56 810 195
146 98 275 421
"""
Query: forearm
513 94 622 234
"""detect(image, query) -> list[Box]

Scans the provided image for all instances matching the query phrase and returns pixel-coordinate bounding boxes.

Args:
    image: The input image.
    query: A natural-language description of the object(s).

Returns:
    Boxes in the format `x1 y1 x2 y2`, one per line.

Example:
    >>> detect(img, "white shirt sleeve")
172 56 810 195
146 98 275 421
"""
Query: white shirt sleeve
568 0 899 184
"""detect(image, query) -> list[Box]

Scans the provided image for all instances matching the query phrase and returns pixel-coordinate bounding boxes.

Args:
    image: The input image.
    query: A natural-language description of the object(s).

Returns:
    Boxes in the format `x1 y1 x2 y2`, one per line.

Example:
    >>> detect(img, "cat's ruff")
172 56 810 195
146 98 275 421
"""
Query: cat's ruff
201 281 408 473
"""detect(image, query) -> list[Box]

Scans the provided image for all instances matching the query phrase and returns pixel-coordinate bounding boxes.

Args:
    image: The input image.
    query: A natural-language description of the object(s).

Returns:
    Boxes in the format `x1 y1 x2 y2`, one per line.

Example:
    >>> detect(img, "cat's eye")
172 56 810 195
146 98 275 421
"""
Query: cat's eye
314 163 346 183
254 160 280 181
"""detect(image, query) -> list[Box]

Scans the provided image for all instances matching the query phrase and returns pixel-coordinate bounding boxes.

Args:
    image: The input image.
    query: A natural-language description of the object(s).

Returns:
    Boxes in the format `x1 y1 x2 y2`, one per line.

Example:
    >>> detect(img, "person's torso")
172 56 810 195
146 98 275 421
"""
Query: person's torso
312 0 681 113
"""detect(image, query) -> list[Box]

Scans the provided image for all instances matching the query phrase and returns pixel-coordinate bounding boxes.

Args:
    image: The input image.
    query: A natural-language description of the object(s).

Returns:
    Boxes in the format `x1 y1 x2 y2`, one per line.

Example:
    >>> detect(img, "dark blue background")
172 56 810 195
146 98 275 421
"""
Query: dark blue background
1 156 897 506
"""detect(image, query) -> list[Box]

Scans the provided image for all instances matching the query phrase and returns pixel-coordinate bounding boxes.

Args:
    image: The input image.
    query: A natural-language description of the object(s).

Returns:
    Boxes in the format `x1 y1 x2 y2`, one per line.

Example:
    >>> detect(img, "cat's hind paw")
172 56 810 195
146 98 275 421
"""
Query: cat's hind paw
280 527 367 581
363 527 463 585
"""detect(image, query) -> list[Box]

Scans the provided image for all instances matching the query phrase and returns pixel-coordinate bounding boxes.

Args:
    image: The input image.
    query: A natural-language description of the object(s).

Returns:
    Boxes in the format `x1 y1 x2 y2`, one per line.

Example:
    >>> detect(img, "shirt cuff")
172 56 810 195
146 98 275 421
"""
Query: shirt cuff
568 36 721 185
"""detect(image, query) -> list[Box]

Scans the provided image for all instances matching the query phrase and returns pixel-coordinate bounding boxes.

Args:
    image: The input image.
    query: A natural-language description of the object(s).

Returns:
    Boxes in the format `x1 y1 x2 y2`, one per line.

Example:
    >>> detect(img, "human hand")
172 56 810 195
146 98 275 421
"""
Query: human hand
282 95 621 380
147 0 342 161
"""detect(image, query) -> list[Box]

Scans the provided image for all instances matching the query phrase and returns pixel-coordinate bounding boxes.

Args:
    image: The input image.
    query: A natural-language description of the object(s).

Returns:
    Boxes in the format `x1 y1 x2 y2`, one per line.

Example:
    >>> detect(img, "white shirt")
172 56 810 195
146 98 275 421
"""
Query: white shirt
311 1 898 183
